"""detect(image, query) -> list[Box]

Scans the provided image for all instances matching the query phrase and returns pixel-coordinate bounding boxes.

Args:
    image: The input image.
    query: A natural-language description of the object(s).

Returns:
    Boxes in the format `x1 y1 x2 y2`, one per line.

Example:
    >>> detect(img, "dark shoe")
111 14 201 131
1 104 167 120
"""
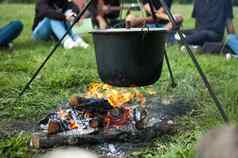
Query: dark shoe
180 45 202 54
0 43 14 52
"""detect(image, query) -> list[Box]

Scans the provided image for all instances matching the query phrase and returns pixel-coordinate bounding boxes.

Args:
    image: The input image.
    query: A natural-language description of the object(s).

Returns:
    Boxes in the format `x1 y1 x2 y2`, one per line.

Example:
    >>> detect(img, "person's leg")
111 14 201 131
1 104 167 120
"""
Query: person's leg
49 20 70 40
32 18 52 41
49 19 88 49
182 29 196 36
204 30 223 43
48 19 75 49
125 14 147 28
0 20 23 46
64 22 89 48
96 15 108 29
184 30 222 46
64 22 79 40
227 34 238 55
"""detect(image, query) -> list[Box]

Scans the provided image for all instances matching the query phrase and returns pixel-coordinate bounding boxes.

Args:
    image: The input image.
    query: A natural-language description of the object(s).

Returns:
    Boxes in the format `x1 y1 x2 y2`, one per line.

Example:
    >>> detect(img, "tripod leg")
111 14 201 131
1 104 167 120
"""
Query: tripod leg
159 0 229 123
164 49 176 88
147 0 176 88
18 0 94 97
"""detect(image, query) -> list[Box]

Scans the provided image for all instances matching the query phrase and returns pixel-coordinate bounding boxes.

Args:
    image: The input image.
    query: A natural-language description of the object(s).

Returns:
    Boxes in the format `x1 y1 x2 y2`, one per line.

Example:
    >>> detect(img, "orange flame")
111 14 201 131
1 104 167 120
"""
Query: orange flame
85 82 146 108
58 108 67 120
107 90 134 107
135 91 145 107
69 120 79 129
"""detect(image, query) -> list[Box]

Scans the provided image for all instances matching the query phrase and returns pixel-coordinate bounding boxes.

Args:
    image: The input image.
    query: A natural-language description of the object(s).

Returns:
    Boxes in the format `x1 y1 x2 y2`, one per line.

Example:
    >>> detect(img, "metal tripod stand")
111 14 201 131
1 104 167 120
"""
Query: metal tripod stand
18 0 229 123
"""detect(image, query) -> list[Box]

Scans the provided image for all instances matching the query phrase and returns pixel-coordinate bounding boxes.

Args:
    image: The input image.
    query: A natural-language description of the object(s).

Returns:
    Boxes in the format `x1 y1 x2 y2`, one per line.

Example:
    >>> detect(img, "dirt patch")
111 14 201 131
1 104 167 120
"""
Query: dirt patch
0 120 36 138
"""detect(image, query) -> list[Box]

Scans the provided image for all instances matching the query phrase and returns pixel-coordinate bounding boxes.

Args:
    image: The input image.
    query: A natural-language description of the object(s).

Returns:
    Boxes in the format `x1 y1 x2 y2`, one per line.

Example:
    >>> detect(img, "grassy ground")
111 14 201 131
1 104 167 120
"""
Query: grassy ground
0 4 238 158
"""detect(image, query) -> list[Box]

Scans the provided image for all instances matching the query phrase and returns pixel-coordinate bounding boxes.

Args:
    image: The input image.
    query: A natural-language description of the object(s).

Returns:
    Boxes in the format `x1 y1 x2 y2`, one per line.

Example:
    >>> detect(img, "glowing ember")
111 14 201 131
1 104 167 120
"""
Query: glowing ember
104 107 132 128
69 120 79 129
84 112 93 118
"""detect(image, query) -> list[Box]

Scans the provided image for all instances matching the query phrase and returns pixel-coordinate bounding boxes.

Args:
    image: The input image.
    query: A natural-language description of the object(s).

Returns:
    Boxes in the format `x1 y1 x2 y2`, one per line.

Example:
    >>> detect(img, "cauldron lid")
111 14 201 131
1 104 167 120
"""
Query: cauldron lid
91 28 167 33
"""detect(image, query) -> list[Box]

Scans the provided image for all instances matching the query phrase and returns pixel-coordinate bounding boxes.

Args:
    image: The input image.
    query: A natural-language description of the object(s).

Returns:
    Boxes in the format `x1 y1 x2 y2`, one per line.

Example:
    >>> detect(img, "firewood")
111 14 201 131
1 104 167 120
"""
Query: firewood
31 132 117 149
69 96 82 107
68 96 113 113
31 120 175 149
48 120 60 135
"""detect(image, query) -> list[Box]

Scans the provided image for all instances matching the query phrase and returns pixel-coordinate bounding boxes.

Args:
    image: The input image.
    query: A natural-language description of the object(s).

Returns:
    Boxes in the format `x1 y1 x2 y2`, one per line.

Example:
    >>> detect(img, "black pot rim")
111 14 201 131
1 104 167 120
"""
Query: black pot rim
90 28 167 33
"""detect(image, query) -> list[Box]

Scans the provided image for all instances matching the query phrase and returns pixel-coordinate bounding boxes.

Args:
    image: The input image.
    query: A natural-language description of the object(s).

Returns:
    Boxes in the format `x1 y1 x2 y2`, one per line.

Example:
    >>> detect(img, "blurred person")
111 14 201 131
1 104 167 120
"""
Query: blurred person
125 0 183 31
183 0 235 46
225 22 238 57
71 0 94 34
43 147 98 158
72 0 91 19
89 0 121 29
197 125 238 158
227 33 238 56
0 20 23 49
32 0 89 49
73 0 86 10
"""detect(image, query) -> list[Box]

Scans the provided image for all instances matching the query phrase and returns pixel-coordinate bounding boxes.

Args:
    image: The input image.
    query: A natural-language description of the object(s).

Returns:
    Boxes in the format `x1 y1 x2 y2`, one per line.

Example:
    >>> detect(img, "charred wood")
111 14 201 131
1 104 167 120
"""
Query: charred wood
31 120 175 149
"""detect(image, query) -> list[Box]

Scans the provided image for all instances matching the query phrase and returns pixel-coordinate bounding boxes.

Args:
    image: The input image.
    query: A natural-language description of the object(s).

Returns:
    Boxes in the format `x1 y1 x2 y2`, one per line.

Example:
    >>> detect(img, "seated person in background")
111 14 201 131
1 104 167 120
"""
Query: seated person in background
32 0 89 49
89 0 121 29
126 0 183 30
183 0 235 46
71 0 94 34
72 0 91 19
73 0 86 10
0 20 23 49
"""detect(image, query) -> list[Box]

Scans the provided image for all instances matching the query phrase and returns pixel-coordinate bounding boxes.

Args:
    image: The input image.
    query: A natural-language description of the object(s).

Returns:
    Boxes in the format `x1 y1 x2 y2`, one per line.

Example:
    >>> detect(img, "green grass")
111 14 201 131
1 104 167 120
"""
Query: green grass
0 4 238 158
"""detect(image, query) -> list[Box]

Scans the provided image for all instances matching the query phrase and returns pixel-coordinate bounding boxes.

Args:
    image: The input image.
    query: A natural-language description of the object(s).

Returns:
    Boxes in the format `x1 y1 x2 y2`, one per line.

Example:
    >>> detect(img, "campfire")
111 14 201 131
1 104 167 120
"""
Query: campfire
38 83 149 136
31 82 189 157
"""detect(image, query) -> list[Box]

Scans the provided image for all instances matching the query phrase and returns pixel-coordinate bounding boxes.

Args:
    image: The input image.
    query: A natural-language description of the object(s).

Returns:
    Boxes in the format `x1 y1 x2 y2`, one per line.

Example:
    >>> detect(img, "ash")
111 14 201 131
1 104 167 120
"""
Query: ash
99 144 126 158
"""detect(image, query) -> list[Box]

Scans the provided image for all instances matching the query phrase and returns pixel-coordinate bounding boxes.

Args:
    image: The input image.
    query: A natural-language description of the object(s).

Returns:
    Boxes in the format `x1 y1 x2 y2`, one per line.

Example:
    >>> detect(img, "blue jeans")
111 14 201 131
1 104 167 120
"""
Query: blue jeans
0 20 23 46
32 18 77 41
227 34 238 55
184 29 223 46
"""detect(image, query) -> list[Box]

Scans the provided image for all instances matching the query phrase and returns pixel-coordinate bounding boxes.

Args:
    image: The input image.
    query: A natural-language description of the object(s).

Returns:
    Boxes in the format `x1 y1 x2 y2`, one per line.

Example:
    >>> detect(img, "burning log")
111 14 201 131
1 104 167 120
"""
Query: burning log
40 95 147 136
33 85 190 150
48 120 60 135
31 119 174 149
104 107 132 128
33 100 180 149
31 132 104 149
69 96 113 113
39 97 123 135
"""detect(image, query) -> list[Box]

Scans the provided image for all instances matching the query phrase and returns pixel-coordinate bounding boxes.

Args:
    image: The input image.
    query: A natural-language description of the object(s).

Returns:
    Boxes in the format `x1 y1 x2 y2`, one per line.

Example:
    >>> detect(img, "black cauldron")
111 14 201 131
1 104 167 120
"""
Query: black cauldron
92 28 167 87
